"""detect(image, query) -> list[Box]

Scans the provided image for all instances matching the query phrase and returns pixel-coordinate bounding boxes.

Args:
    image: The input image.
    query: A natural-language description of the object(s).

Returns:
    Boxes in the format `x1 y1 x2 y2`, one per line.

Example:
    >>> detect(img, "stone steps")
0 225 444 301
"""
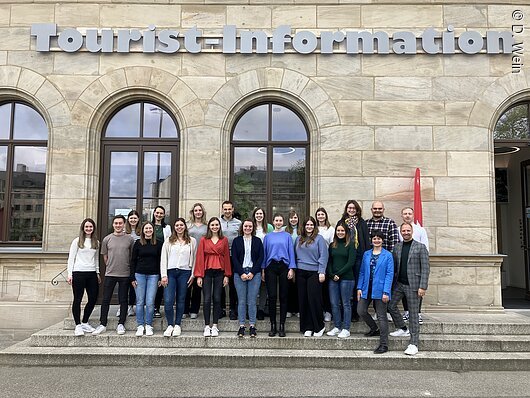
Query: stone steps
31 323 530 352
2 339 530 371
62 314 530 335
2 311 530 370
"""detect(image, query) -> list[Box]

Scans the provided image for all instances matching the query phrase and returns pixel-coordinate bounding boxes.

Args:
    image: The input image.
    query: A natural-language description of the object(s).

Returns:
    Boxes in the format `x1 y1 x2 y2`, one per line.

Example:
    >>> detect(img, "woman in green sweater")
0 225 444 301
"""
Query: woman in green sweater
326 221 356 338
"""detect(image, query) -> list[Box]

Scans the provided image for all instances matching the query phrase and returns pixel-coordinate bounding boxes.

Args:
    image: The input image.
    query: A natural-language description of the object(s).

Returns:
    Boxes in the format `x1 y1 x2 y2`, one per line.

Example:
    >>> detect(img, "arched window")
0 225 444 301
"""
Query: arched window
494 102 530 140
0 101 47 244
100 101 179 234
231 102 309 219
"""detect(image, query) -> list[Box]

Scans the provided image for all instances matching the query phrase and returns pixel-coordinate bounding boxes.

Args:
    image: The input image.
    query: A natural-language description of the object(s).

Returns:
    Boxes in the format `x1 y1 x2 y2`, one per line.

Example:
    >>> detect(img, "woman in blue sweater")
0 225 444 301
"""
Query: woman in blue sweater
357 230 394 354
232 219 264 337
295 216 329 337
263 214 296 337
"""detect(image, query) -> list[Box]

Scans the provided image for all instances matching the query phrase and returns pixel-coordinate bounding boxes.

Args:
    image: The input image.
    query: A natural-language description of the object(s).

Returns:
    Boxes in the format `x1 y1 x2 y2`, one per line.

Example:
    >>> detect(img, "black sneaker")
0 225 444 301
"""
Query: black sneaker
249 326 257 338
237 326 246 337
364 329 380 337
154 310 161 318
374 345 388 354
257 310 265 320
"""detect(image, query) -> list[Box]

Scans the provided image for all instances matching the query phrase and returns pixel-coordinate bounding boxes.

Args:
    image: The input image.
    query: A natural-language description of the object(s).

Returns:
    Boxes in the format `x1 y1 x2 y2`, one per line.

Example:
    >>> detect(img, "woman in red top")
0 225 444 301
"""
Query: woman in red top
194 217 231 337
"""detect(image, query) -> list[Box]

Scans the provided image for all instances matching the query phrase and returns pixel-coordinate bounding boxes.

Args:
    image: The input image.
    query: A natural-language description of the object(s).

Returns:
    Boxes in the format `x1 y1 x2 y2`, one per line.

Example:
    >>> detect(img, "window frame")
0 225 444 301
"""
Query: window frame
99 101 180 235
230 102 310 220
0 101 47 246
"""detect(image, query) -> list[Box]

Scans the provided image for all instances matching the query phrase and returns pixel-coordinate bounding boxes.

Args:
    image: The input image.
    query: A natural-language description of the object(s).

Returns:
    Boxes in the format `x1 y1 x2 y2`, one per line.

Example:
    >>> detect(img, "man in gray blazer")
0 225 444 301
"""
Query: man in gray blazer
388 222 430 356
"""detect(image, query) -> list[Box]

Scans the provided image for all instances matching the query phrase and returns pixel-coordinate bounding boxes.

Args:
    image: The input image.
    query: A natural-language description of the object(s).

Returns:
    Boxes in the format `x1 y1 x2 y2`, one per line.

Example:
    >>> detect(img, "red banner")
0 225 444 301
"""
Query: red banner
414 168 423 226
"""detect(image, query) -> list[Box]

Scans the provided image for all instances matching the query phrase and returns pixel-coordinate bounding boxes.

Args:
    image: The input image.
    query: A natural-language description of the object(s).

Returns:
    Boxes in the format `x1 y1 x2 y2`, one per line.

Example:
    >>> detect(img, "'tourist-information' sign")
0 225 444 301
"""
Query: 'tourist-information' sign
31 24 514 55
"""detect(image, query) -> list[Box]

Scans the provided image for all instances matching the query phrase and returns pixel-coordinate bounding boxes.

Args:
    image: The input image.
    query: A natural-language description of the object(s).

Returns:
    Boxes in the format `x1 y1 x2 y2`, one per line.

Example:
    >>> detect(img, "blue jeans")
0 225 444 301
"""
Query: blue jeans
233 272 261 325
328 278 355 330
135 273 159 327
164 268 191 326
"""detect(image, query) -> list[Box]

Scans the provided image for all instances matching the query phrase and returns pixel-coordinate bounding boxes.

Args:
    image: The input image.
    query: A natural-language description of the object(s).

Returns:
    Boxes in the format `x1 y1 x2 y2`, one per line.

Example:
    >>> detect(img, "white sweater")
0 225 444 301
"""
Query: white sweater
67 237 100 277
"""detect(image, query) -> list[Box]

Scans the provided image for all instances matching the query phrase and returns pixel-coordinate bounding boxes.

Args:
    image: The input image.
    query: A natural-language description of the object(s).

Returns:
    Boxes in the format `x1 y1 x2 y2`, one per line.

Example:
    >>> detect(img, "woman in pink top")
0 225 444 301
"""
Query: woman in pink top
194 217 231 337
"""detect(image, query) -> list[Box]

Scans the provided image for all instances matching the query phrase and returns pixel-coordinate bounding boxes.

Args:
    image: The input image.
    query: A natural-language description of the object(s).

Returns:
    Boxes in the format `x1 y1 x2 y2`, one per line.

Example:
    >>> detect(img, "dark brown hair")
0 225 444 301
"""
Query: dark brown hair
169 217 191 244
139 221 157 246
205 217 224 239
331 221 350 249
298 216 319 246
239 218 256 236
78 218 99 249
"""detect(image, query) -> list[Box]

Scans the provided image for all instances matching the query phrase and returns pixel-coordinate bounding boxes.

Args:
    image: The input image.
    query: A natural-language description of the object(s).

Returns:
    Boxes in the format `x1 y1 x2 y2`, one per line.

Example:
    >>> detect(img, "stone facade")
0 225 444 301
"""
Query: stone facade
1 0 524 332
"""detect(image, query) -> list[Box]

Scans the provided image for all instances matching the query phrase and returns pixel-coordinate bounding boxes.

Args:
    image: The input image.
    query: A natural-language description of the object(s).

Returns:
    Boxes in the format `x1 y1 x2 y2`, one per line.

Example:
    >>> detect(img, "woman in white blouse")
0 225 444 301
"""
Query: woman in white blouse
160 217 197 337
315 207 334 322
67 218 100 336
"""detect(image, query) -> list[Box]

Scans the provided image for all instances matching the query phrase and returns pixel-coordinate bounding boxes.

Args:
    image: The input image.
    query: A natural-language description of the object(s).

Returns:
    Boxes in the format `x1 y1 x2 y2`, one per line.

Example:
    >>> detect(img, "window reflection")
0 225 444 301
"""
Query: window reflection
231 102 308 220
9 146 46 242
12 103 47 140
143 104 178 138
233 105 268 141
107 198 138 234
0 104 11 140
143 152 172 197
271 106 307 141
105 103 141 137
233 147 267 218
494 103 530 140
109 152 138 197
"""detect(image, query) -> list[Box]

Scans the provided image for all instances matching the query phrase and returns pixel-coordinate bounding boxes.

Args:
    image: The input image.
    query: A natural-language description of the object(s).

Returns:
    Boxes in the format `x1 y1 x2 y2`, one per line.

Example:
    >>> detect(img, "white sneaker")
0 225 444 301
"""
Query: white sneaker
293 312 299 317
203 325 211 337
404 344 419 356
313 327 326 337
116 324 126 335
324 312 332 322
182 313 188 319
211 326 219 337
390 328 410 337
304 330 312 337
163 325 174 337
190 313 198 319
128 305 135 317
387 313 393 322
92 325 106 335
116 308 120 317
172 325 182 336
337 329 350 339
74 324 84 336
419 313 423 325
145 325 154 336
326 327 340 336
80 323 95 333
403 311 410 321
286 312 292 318
136 325 144 337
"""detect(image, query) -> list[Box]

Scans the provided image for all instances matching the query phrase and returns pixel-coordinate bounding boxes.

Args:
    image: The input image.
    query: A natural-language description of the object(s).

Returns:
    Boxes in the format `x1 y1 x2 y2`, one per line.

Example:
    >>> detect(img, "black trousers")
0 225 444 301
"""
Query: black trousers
203 269 224 325
71 271 99 325
154 285 164 311
287 278 299 314
99 276 129 326
265 261 289 325
128 283 136 306
297 269 324 333
184 279 202 314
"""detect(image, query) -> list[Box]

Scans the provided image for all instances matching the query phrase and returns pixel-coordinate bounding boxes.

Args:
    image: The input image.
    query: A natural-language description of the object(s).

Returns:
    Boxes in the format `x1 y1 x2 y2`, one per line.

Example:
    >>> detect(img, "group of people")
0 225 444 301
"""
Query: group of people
66 199 430 355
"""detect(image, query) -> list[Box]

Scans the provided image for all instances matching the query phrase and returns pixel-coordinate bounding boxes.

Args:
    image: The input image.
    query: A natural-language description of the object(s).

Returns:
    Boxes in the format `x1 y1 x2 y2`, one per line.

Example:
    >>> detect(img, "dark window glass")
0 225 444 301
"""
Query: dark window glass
0 103 46 244
101 101 179 235
231 103 309 219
